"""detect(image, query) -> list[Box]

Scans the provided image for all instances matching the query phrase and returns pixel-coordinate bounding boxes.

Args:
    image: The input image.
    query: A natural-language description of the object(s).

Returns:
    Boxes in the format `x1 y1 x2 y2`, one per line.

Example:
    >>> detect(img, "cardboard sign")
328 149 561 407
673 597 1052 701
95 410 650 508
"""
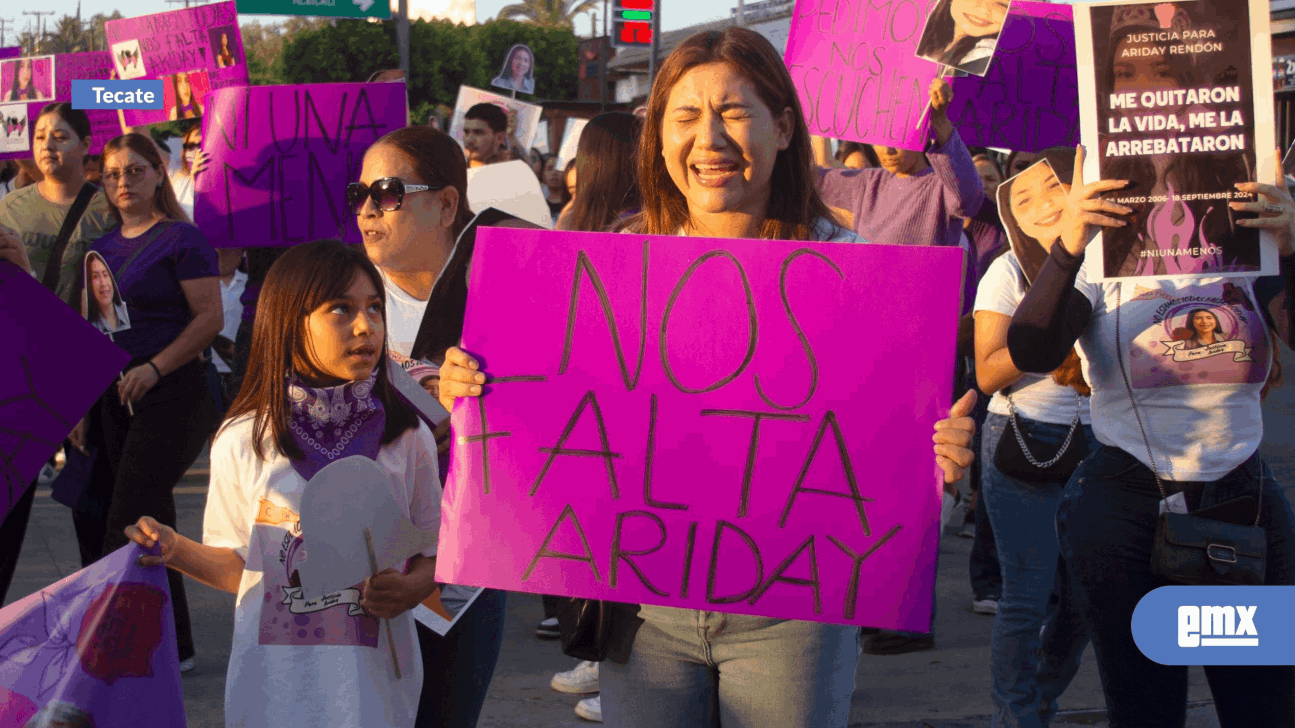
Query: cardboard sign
295 456 439 601
0 53 120 162
104 1 248 126
490 44 536 96
466 160 553 230
0 264 130 524
948 1 1079 153
784 0 943 152
997 158 1064 284
447 85 542 153
193 82 407 248
1075 0 1277 281
0 545 186 728
433 229 963 630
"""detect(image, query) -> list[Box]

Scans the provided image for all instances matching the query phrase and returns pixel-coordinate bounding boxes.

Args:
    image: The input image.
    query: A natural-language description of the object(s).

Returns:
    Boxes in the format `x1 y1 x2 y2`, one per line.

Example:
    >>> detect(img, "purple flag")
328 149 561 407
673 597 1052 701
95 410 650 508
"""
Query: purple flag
0 544 186 728
0 264 130 524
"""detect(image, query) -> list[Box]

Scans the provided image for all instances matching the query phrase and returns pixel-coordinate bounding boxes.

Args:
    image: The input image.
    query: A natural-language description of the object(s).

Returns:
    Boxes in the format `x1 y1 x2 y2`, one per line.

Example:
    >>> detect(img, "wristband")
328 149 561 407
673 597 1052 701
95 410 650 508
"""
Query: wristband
146 361 162 380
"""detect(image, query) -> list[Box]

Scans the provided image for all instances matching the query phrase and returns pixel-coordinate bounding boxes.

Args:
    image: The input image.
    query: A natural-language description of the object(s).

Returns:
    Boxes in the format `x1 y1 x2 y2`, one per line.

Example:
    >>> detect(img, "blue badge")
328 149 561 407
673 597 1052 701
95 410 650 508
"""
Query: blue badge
72 80 164 110
1133 586 1295 665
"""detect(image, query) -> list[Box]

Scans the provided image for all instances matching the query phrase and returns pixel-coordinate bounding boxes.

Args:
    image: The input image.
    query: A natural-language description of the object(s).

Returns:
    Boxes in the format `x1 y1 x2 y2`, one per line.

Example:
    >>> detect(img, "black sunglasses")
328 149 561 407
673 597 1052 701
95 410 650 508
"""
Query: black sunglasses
347 177 439 215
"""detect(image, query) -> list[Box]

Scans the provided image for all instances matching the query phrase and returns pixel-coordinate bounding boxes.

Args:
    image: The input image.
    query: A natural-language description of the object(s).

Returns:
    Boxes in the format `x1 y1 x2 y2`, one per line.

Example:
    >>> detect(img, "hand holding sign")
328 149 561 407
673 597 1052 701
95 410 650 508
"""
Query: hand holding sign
928 77 954 145
437 346 485 413
1233 148 1295 257
1060 145 1131 258
934 389 977 484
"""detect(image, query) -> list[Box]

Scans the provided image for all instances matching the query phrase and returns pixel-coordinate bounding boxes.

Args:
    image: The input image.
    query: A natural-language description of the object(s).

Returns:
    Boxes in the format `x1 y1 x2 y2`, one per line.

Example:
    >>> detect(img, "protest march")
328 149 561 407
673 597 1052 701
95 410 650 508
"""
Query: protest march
3 0 1295 726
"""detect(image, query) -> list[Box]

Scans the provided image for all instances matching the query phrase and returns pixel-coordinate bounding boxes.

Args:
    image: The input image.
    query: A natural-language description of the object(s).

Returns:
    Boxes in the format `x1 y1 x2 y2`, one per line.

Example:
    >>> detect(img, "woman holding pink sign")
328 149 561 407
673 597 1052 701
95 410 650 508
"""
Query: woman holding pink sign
436 27 979 728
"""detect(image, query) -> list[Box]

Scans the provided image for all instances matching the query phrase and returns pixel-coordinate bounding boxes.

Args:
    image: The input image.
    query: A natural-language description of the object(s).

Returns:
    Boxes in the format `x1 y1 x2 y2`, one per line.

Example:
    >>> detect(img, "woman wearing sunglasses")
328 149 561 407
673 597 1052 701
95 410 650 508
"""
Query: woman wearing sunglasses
351 125 506 728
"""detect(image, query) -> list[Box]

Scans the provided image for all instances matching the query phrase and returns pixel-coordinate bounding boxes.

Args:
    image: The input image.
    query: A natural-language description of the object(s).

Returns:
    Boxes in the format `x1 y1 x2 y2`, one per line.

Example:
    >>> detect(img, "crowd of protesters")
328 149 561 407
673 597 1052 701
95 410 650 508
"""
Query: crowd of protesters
0 22 1294 728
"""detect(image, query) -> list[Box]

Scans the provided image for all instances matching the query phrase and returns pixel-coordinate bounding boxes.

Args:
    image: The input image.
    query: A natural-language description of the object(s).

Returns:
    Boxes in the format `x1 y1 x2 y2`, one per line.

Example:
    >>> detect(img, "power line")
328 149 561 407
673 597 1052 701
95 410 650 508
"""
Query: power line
0 18 13 48
22 11 55 50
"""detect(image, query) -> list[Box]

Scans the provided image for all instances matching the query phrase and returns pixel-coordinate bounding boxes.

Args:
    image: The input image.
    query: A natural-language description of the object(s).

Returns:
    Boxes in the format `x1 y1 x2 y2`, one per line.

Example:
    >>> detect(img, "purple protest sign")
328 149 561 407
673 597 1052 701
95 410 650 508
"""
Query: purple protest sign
0 48 20 61
0 544 186 728
784 0 942 152
434 229 963 630
0 264 129 524
947 2 1078 153
194 83 407 248
105 1 247 127
0 53 118 162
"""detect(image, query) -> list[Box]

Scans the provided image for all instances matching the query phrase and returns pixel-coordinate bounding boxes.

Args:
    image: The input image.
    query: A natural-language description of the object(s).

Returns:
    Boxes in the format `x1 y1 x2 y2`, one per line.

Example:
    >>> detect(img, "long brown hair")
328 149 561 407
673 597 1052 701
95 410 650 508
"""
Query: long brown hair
562 112 642 233
368 126 474 239
222 240 419 462
627 27 836 241
102 133 190 224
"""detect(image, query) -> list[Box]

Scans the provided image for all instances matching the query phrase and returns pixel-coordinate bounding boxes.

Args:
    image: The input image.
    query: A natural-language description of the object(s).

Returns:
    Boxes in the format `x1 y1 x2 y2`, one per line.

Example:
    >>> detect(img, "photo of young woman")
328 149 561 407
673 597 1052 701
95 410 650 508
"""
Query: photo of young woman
997 158 1073 283
82 250 132 335
210 27 239 68
1 57 55 103
1177 307 1230 350
165 71 207 121
490 44 536 95
916 0 1012 76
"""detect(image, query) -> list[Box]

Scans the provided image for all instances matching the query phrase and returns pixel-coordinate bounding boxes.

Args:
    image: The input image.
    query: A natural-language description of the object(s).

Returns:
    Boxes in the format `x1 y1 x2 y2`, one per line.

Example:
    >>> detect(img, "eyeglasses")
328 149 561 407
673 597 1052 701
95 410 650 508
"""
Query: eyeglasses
346 177 438 215
182 142 201 151
102 165 152 185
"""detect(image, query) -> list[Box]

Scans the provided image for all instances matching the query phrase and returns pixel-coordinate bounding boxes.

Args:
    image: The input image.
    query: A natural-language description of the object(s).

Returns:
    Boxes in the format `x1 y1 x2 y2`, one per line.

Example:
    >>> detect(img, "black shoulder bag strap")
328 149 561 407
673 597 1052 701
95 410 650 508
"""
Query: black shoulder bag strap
40 183 98 293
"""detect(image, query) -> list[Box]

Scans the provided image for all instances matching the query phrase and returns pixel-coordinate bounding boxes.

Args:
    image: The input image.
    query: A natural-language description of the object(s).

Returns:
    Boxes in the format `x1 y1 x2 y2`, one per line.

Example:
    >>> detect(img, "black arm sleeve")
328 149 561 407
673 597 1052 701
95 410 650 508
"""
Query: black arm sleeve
1007 243 1094 373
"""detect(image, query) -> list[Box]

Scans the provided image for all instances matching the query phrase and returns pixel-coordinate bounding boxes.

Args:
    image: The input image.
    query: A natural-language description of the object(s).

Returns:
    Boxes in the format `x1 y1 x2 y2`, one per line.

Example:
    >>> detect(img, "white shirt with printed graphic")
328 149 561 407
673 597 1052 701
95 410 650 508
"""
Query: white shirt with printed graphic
203 415 442 728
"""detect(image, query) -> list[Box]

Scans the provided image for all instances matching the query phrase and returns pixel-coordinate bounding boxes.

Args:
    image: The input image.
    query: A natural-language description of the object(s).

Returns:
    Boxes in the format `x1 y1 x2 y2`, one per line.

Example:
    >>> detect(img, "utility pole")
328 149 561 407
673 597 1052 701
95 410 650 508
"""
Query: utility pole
0 18 12 48
23 11 54 49
647 3 660 89
397 0 409 74
736 0 744 26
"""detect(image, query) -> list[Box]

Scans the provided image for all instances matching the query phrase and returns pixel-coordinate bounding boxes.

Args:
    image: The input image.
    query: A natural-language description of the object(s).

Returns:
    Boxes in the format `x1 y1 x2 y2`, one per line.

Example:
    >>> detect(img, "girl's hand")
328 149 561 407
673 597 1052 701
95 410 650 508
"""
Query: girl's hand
0 226 32 273
437 347 485 413
929 77 953 119
361 568 424 619
191 150 212 177
934 389 977 484
124 516 179 567
117 363 160 406
1233 147 1295 257
68 417 89 455
1060 145 1132 257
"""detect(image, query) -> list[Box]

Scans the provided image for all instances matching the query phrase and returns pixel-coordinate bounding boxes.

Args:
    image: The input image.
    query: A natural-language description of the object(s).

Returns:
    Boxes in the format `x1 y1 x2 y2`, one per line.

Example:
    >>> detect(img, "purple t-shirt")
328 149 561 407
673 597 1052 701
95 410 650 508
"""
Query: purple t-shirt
817 130 983 248
90 220 219 361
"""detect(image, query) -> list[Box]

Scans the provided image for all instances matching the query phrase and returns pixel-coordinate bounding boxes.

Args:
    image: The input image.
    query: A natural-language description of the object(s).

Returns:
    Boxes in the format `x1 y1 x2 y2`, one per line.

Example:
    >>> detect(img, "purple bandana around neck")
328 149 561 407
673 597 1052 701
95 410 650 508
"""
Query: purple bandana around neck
287 373 386 481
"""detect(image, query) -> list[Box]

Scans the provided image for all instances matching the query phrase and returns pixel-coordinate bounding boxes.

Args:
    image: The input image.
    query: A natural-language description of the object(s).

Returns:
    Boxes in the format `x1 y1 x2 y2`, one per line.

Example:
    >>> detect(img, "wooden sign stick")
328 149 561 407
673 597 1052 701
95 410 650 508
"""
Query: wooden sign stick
365 526 402 680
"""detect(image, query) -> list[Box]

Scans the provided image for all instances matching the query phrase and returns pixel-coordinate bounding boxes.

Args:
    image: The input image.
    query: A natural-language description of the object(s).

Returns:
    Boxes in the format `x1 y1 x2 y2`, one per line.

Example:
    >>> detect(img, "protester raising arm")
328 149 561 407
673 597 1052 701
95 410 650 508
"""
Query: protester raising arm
922 78 983 220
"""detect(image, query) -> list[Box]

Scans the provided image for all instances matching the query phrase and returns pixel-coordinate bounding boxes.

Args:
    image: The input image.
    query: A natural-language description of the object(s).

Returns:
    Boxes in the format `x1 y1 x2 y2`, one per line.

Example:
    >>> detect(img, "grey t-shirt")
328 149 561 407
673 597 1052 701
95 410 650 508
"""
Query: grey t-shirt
0 184 117 301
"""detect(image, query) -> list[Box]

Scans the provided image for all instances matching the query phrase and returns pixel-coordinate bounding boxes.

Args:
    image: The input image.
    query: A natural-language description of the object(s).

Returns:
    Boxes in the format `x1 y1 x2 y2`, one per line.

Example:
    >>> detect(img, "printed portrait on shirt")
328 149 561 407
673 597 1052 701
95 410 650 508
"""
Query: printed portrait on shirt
253 499 379 648
915 0 1012 76
81 252 132 335
998 159 1071 284
1127 282 1270 388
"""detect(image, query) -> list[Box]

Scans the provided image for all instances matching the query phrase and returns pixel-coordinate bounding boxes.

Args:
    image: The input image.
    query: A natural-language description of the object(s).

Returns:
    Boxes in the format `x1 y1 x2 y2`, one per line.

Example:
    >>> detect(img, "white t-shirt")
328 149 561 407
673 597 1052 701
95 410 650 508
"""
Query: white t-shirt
203 416 443 728
171 171 194 222
214 270 247 374
1073 249 1270 481
379 268 430 362
975 253 1091 425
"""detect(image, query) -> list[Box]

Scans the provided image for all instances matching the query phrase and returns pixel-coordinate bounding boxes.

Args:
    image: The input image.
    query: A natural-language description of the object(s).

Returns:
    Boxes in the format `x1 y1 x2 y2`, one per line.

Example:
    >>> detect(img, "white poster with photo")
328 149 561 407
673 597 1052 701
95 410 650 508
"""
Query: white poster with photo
447 85 543 154
81 251 132 335
413 585 486 636
466 160 554 230
490 43 536 96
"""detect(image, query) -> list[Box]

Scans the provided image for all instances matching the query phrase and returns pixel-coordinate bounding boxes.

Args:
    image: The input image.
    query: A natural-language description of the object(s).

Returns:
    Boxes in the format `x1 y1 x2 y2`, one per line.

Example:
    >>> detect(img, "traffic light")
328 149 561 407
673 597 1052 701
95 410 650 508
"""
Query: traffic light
613 0 654 47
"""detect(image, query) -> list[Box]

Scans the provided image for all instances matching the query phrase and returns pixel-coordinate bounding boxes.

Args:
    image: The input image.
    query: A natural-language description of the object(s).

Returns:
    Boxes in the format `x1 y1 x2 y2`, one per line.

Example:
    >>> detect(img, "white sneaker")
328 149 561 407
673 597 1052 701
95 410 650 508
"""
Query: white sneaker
551 660 599 694
178 658 195 674
37 463 57 486
973 596 1000 615
574 695 602 722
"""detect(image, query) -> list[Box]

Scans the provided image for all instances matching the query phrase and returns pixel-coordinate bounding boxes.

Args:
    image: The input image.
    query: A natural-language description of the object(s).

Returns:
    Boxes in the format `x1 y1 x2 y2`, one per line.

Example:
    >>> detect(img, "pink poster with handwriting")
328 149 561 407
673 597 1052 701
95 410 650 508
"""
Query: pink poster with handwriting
0 53 118 162
433 228 962 630
783 0 943 152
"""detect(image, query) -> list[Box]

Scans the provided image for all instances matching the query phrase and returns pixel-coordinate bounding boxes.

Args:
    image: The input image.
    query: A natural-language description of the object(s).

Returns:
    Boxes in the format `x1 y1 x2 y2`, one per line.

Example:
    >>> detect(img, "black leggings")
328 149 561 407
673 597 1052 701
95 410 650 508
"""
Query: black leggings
96 358 216 661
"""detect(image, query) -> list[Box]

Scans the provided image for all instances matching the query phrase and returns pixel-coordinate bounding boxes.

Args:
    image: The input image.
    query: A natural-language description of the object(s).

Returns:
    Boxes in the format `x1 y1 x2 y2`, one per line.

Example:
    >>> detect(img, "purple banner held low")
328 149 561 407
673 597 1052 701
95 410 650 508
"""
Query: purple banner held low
0 263 130 524
434 229 963 631
948 2 1079 153
0 544 186 728
0 52 119 162
784 0 942 152
194 82 407 248
104 1 248 127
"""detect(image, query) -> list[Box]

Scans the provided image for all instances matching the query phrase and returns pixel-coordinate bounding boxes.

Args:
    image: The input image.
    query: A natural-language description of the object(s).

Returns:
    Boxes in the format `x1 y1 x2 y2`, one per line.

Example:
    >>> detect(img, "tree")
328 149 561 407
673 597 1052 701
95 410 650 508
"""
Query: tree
496 0 599 31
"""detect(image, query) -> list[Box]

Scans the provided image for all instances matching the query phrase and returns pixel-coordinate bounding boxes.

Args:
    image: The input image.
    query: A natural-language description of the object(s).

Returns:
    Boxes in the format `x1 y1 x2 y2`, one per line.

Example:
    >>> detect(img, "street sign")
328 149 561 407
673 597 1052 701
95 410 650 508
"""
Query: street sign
235 0 390 19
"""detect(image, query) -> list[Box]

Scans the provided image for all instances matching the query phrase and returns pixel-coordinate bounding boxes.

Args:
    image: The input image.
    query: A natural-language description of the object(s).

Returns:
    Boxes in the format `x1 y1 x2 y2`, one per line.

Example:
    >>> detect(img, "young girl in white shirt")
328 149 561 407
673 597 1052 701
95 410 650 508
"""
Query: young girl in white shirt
126 239 442 728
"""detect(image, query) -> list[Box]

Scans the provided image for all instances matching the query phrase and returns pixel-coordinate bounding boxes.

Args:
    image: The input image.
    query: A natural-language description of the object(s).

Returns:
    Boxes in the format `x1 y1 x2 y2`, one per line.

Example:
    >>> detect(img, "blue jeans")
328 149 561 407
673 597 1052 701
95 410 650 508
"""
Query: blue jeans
414 588 506 728
982 413 1096 728
1057 446 1295 728
601 606 859 728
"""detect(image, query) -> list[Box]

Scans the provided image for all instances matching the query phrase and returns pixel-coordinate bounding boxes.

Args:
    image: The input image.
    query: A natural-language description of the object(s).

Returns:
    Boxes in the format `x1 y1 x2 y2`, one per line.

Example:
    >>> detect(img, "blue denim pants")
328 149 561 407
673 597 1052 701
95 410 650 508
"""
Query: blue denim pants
1057 445 1295 728
601 606 860 728
414 588 506 728
982 413 1096 728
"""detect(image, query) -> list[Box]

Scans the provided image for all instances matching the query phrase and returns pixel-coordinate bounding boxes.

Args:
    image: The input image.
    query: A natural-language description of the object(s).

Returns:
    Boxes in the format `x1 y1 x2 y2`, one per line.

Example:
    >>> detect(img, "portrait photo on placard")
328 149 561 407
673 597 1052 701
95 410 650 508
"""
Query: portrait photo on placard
490 44 536 95
0 104 28 154
997 158 1070 285
916 0 1013 76
209 25 240 68
111 39 147 80
163 70 209 121
1 56 55 103
82 251 132 335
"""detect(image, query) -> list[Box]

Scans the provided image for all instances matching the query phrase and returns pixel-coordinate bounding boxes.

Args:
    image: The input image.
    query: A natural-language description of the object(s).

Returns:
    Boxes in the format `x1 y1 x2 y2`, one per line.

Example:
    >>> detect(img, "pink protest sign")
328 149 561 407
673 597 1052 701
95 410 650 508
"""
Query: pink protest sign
947 2 1079 153
0 53 118 162
104 1 247 127
194 82 407 248
784 0 942 152
434 229 963 630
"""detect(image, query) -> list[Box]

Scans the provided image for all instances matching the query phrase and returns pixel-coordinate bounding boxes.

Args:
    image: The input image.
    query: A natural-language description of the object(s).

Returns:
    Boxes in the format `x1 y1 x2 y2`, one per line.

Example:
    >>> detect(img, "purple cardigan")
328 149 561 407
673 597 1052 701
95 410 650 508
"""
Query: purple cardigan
817 130 983 248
